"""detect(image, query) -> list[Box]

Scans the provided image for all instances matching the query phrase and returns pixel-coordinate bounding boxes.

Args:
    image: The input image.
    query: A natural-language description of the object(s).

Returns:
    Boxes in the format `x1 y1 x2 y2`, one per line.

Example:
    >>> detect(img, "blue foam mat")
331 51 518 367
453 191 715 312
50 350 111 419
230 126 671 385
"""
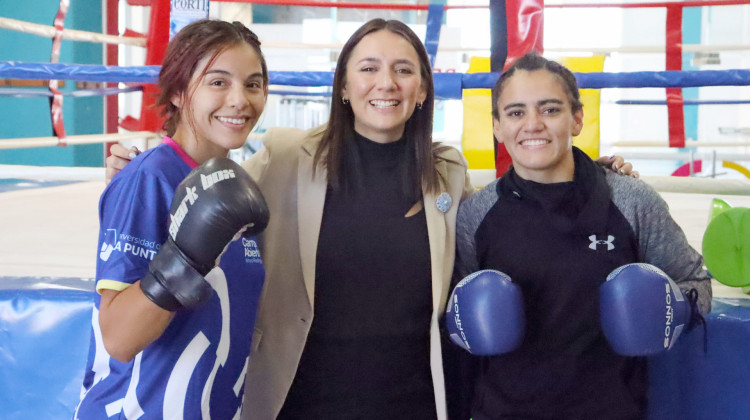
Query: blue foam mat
1 277 748 419
0 277 95 419
648 298 750 420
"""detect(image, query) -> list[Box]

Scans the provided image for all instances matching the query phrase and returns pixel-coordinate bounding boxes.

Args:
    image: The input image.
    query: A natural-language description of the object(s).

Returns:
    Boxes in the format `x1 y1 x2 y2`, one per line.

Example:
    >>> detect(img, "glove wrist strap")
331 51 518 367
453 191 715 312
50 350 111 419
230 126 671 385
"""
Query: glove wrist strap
140 240 214 311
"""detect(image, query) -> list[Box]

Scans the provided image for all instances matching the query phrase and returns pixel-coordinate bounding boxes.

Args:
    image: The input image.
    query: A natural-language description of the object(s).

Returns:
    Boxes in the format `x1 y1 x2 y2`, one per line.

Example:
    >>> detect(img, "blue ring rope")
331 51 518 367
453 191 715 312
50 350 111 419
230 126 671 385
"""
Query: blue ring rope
2 61 750 100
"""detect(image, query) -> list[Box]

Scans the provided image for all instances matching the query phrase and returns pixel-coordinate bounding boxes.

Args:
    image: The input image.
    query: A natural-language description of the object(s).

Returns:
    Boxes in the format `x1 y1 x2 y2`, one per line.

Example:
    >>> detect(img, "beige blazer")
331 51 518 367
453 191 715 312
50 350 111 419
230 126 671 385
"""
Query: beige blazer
240 125 474 420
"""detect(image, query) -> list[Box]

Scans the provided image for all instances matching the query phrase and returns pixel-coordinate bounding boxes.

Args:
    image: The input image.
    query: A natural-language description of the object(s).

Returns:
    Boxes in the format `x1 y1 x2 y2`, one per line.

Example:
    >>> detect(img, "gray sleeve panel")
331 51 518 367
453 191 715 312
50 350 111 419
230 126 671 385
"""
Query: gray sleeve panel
454 179 501 279
608 172 713 313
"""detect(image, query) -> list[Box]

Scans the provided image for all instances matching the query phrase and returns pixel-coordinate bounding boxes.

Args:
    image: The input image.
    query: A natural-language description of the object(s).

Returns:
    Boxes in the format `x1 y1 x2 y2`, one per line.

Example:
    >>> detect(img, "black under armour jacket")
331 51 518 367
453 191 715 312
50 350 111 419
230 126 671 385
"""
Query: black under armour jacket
447 147 712 420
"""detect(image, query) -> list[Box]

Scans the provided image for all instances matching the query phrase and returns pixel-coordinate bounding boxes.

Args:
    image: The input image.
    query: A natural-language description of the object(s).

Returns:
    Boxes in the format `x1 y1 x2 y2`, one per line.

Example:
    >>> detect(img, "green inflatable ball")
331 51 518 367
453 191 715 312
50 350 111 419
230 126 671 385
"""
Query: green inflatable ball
702 207 750 287
709 198 732 222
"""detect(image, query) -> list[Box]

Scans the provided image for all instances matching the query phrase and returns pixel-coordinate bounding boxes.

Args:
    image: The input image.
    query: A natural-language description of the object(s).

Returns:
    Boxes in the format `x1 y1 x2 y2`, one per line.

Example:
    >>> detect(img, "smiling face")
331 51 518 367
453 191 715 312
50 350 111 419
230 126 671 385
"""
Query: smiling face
341 29 427 144
172 43 266 163
493 69 584 183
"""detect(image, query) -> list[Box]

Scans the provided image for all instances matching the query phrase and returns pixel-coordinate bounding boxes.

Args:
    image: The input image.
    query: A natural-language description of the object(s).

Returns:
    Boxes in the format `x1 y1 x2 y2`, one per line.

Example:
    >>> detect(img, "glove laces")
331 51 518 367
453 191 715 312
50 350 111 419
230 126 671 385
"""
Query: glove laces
686 288 708 354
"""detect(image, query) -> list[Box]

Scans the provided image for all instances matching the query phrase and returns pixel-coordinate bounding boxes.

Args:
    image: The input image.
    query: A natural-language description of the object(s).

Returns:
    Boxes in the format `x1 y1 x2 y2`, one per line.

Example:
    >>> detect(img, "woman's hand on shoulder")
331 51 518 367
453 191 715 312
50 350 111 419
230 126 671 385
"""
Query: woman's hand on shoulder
106 144 141 184
595 155 639 178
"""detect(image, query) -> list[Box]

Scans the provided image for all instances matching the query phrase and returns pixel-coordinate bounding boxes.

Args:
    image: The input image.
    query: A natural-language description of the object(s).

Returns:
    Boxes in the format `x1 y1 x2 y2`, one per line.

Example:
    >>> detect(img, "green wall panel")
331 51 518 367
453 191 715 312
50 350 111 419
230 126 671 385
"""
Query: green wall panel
0 0 104 167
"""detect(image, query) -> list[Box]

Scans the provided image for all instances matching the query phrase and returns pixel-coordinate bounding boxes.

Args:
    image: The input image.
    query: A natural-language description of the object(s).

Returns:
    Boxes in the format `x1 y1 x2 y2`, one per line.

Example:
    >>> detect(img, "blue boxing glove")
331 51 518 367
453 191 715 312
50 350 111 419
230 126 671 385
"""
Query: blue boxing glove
445 270 525 356
600 263 700 356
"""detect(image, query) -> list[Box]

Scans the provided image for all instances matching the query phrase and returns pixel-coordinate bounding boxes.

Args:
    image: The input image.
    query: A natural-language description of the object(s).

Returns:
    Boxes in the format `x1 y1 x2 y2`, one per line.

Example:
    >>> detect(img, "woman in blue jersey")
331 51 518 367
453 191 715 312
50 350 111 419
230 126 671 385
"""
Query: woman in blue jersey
76 20 269 419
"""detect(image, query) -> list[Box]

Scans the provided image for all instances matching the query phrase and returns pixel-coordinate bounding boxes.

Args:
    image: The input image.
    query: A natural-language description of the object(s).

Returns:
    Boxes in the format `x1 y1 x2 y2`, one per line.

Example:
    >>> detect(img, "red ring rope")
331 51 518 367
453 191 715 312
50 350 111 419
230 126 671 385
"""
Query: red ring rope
213 0 750 9
211 0 484 9
545 0 750 8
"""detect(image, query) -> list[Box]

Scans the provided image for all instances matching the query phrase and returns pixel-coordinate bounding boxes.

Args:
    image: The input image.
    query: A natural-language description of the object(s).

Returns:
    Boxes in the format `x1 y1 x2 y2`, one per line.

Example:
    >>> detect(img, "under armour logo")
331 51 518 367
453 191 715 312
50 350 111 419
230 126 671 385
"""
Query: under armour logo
589 234 615 251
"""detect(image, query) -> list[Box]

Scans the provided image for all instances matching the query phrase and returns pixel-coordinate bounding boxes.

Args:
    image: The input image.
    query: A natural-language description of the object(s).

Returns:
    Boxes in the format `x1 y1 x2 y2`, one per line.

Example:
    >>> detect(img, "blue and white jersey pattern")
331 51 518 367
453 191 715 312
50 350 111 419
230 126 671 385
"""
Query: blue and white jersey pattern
76 140 265 419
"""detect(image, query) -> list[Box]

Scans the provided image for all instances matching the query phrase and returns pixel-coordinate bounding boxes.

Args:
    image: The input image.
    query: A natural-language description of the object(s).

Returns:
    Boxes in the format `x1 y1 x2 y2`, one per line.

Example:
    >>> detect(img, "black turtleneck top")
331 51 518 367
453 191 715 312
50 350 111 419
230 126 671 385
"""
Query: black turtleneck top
278 133 436 419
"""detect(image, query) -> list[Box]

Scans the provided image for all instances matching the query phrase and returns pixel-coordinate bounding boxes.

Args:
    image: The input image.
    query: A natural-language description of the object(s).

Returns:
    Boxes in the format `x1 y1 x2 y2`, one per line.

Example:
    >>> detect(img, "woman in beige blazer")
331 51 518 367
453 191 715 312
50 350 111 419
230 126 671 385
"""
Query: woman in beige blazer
240 124 472 419
240 20 473 419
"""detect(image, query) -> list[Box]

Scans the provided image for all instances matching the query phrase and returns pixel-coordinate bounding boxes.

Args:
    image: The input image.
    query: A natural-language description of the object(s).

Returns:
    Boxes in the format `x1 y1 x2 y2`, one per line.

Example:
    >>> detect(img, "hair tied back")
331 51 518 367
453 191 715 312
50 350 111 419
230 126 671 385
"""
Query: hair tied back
232 21 261 46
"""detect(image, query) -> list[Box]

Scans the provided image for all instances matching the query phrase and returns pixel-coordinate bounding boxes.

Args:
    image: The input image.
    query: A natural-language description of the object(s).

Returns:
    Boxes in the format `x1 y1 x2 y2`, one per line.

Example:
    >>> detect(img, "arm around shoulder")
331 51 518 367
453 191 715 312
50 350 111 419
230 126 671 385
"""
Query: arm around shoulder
436 144 474 201
241 125 325 183
609 174 712 313
242 144 269 183
453 180 501 280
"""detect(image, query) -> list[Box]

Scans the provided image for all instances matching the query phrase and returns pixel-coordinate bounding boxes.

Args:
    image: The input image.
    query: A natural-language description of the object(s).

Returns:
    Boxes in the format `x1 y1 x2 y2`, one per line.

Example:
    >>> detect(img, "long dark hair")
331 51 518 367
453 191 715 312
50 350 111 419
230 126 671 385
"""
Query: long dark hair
156 19 269 137
314 18 445 197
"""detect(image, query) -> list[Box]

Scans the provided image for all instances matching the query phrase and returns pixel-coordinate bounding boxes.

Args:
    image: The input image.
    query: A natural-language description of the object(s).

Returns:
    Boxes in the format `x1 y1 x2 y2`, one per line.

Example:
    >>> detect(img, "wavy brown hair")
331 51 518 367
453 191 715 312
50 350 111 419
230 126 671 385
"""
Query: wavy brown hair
156 19 268 137
314 18 450 197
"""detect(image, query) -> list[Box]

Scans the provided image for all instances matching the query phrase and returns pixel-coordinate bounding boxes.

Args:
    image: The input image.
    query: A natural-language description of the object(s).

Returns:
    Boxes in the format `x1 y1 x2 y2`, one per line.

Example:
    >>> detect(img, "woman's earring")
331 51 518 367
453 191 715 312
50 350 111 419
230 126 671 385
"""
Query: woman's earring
416 102 423 110
342 98 350 105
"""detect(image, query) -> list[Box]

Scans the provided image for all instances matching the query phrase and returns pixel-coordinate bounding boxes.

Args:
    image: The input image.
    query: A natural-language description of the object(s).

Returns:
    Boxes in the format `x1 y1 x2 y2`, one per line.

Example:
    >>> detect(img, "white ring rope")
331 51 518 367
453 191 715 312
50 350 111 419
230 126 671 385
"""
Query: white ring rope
641 176 750 195
619 151 750 162
261 40 750 53
1 17 746 55
0 131 159 150
0 164 103 181
0 17 146 47
614 140 750 148
545 44 750 54
467 169 750 195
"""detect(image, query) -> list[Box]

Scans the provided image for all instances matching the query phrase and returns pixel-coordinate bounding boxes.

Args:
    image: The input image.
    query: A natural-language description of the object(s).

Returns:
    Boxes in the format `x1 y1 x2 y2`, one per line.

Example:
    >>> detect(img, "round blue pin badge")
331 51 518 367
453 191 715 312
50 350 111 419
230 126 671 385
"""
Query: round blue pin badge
436 192 452 213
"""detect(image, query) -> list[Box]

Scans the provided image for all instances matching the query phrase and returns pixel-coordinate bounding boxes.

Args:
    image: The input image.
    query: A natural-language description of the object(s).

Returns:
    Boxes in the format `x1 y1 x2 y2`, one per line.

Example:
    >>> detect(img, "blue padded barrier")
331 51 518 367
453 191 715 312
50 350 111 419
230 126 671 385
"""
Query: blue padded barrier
0 278 748 419
0 277 94 420
647 298 750 420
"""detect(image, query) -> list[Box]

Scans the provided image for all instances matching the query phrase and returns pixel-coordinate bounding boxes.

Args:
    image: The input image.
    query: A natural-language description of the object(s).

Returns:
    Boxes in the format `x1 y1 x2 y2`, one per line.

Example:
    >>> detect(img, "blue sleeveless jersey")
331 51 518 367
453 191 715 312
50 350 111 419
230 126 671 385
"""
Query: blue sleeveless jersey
76 140 265 419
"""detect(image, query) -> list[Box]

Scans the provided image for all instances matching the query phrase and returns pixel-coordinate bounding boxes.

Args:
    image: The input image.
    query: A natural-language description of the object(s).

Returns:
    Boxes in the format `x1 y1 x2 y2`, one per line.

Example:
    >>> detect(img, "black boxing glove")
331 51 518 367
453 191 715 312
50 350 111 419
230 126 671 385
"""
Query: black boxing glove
140 157 269 311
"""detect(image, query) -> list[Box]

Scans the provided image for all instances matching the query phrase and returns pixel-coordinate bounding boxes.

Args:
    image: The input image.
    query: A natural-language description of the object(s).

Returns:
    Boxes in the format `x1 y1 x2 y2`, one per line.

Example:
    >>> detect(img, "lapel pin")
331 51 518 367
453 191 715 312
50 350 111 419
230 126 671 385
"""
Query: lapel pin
436 192 452 213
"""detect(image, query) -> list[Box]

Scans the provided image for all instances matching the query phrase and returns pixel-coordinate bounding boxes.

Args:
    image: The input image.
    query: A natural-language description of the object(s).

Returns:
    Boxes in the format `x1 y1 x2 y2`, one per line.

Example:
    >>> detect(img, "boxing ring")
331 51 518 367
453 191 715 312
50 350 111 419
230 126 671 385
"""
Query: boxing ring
2 0 750 419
